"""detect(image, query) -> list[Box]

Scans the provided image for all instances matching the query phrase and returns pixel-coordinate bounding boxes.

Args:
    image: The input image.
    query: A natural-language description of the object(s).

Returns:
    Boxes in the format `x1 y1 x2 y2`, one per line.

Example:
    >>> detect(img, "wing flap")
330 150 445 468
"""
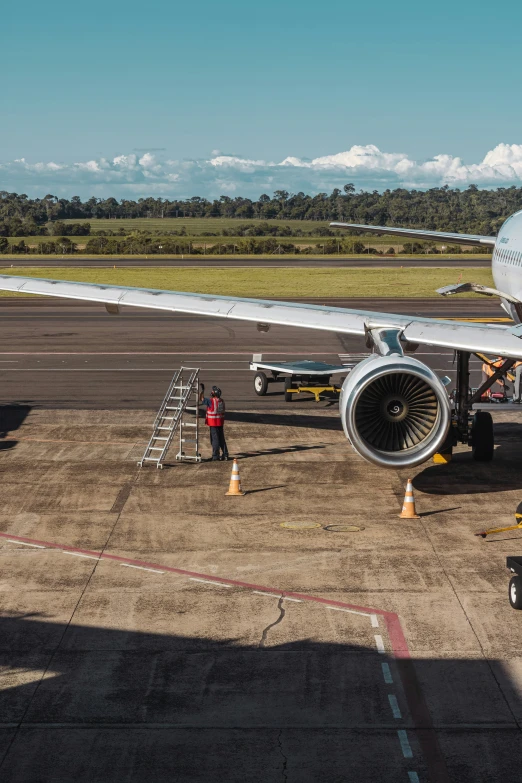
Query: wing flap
330 221 496 248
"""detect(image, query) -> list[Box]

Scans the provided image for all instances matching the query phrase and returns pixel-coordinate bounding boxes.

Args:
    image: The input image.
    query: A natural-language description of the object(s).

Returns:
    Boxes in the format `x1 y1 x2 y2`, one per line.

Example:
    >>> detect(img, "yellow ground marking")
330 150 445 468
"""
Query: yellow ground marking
447 317 512 322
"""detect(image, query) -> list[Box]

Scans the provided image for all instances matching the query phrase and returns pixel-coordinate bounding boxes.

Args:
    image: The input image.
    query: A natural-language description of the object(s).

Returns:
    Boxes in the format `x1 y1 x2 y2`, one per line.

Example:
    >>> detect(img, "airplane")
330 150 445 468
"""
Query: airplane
2 211 522 469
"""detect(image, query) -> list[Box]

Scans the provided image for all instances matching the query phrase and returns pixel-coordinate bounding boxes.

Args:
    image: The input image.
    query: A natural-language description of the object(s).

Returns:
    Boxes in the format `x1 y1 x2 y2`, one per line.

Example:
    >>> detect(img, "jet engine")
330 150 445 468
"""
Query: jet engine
340 354 451 468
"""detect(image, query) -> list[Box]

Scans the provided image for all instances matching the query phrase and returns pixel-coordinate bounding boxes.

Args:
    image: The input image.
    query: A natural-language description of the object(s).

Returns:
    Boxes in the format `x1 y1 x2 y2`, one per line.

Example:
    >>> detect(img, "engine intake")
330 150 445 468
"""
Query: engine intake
340 355 451 468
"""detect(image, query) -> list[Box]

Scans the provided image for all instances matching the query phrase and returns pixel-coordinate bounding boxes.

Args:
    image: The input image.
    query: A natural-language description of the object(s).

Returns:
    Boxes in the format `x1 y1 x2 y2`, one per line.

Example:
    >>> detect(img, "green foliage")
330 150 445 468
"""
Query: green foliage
0 185 520 240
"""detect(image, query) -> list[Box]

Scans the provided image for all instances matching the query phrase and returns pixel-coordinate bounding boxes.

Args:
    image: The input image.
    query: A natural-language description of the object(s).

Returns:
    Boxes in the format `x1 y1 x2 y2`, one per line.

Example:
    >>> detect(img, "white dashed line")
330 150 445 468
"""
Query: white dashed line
408 772 420 783
371 614 379 627
381 662 393 684
7 540 46 548
374 634 386 653
398 730 413 758
120 564 165 574
62 552 99 560
388 694 402 719
189 577 231 587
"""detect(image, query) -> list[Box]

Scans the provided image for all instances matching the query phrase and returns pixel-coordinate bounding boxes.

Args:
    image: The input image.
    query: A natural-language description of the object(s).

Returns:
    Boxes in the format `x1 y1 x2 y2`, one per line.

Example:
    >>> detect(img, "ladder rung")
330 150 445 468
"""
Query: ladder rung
185 406 197 411
148 447 164 451
142 457 161 461
157 427 172 431
182 422 197 427
151 437 169 441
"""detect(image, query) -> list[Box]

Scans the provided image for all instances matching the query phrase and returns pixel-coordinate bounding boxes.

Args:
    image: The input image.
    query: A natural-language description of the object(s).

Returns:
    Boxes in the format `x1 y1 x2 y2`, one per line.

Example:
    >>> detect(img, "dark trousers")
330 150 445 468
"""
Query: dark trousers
209 426 228 459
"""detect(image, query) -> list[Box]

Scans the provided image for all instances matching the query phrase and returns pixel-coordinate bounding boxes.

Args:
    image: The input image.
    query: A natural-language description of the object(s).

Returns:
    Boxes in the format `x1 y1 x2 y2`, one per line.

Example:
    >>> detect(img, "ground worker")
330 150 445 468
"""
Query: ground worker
199 383 229 461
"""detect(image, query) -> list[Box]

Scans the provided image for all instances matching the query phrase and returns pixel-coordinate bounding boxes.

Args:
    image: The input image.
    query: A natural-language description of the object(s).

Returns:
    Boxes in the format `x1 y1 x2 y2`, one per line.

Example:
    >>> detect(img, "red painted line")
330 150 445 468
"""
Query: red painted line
0 529 449 782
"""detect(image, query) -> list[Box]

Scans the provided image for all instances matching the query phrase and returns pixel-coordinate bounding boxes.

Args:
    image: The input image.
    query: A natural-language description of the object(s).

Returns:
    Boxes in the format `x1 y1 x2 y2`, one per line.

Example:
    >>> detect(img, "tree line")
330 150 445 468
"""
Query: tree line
2 184 522 235
0 236 484 256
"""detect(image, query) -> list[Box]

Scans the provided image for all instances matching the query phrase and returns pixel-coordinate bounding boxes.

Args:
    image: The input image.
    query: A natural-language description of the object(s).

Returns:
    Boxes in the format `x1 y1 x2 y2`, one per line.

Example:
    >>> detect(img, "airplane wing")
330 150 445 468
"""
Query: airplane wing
2 274 522 359
330 221 496 248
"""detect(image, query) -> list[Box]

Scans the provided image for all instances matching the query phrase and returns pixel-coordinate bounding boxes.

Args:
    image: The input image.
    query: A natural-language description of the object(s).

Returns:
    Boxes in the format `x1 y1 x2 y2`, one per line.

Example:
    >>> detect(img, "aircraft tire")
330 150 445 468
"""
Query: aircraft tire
509 575 522 609
471 411 494 462
284 377 293 403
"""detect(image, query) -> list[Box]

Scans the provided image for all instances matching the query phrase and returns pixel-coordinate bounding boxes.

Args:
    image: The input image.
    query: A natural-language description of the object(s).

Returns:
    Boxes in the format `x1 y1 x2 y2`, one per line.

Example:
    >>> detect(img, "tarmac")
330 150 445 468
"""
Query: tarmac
1 297 522 782
0 297 506 409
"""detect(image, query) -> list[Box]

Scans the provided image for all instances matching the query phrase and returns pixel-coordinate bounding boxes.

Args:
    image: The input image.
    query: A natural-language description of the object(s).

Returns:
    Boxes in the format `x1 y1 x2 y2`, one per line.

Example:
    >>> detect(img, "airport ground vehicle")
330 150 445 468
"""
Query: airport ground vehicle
250 356 347 402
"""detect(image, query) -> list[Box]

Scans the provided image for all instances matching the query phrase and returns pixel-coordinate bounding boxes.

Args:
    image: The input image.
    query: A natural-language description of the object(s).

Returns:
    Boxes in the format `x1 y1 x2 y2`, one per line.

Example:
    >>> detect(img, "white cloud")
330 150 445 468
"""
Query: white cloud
2 143 522 198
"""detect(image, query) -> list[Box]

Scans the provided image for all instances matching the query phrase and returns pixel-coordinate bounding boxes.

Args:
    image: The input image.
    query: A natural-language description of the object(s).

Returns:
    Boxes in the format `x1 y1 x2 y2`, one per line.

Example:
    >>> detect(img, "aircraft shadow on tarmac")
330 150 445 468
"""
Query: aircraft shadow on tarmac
0 612 521 782
413 422 522 500
225 410 343 431
0 405 31 452
235 444 327 460
414 422 522 496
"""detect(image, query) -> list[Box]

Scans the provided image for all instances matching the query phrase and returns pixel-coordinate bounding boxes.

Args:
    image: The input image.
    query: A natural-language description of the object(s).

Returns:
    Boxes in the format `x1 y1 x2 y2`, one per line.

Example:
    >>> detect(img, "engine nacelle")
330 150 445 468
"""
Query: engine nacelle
340 354 451 468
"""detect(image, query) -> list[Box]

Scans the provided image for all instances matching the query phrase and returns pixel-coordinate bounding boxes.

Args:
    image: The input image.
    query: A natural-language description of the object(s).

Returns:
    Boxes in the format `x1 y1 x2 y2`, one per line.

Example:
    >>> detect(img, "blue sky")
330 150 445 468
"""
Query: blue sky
3 0 522 197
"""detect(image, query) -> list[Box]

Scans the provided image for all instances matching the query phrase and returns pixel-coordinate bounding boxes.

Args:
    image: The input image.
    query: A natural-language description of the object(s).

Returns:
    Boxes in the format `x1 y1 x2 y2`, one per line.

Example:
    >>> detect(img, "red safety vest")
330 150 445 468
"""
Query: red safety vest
205 396 225 426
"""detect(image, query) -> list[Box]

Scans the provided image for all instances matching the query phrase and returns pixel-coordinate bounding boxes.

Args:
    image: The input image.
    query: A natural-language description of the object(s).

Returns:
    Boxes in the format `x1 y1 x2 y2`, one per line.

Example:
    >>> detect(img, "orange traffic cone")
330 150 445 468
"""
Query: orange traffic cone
225 459 246 496
399 478 420 519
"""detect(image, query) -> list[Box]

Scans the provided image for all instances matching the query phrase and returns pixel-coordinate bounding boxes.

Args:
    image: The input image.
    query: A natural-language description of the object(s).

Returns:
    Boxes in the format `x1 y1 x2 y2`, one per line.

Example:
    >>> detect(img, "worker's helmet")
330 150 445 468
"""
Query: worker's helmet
211 385 222 398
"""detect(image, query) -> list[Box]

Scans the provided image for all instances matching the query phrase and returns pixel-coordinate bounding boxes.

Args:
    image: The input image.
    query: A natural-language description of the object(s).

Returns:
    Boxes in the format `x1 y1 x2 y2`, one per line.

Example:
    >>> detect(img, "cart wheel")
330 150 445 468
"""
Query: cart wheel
284 377 293 402
471 411 494 461
254 372 268 396
509 575 522 609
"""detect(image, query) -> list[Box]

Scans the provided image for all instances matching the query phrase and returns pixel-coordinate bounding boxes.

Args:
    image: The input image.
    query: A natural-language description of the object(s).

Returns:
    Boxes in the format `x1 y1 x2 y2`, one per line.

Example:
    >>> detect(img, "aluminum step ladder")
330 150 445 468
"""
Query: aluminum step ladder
138 367 202 468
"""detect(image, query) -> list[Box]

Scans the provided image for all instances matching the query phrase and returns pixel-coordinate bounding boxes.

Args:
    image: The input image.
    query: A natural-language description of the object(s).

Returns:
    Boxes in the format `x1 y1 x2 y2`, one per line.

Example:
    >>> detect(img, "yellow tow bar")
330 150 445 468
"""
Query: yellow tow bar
288 385 341 403
475 521 522 538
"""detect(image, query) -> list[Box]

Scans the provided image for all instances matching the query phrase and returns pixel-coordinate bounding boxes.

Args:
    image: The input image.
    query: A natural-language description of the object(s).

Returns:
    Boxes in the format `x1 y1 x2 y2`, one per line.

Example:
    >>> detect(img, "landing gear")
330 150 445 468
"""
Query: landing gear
284 377 294 402
471 410 494 462
452 351 515 461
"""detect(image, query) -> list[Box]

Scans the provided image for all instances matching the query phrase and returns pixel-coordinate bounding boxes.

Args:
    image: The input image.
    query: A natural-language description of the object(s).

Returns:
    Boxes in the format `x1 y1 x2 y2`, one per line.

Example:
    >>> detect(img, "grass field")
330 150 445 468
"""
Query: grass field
55 217 338 232
49 217 486 250
0 267 494 298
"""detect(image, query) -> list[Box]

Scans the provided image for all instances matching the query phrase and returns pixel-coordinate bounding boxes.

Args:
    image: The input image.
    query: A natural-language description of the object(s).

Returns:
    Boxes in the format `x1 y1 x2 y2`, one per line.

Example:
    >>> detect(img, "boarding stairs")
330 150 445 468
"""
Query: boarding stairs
138 367 202 468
